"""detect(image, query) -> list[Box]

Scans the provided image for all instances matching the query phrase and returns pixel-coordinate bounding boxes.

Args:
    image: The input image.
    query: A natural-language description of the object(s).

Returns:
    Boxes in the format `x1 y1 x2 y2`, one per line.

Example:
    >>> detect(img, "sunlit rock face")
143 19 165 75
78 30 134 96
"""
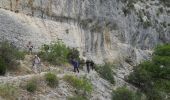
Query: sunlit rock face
0 1 169 99
0 0 169 71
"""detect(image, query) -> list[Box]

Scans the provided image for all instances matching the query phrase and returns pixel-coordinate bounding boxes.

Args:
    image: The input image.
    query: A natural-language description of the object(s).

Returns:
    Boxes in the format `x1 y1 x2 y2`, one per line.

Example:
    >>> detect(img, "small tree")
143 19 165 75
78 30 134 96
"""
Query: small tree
96 63 115 84
26 79 37 93
128 44 170 100
45 73 59 88
39 41 70 65
0 41 25 75
63 75 93 94
0 57 6 75
68 96 87 100
112 87 142 100
39 41 80 66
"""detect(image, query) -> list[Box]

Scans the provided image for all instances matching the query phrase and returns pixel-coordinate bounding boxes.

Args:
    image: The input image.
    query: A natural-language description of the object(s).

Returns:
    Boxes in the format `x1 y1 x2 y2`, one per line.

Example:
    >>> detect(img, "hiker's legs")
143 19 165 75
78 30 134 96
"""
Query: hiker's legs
37 64 41 73
33 64 38 73
91 65 94 70
87 65 90 73
76 67 79 73
29 48 32 54
74 66 76 72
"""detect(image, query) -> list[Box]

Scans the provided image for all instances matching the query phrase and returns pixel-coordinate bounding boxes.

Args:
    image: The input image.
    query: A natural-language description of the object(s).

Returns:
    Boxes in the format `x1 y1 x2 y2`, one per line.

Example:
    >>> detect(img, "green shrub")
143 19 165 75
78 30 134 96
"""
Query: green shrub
39 41 80 65
153 56 170 67
122 7 130 16
0 41 25 74
67 48 84 68
112 87 142 100
96 63 115 84
63 75 93 93
39 41 70 65
154 44 170 56
67 48 80 61
45 72 59 87
0 84 18 100
127 0 135 9
159 0 170 6
143 21 152 29
68 96 87 100
122 0 137 16
158 7 164 13
128 44 170 100
128 61 153 88
0 57 6 75
26 79 37 93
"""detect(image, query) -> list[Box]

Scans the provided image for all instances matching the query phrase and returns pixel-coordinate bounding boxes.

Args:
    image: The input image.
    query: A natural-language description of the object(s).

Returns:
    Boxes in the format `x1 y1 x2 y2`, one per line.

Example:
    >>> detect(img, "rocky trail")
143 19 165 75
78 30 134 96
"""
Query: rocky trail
0 54 113 100
0 54 150 100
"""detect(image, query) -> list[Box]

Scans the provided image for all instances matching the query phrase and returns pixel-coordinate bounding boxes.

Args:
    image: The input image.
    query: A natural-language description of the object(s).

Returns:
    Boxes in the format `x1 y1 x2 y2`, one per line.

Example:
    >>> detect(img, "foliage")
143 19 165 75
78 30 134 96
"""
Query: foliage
39 41 70 65
39 41 80 66
159 0 170 6
128 44 170 100
154 44 170 56
96 63 115 84
121 0 137 16
143 21 152 29
122 7 130 16
126 0 136 9
67 96 87 100
67 48 85 68
0 57 6 75
26 79 37 93
79 19 92 29
63 75 93 93
158 7 164 14
67 48 80 62
0 84 18 100
45 72 59 88
0 41 25 75
112 87 142 100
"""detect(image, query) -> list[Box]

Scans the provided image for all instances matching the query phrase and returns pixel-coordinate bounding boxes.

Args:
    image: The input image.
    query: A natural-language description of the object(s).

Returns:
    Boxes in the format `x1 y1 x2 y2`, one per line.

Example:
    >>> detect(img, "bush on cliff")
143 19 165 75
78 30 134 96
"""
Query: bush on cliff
39 41 80 66
0 57 6 75
26 79 37 93
68 96 87 100
112 86 143 100
45 72 59 88
39 41 70 65
96 63 115 84
63 75 93 94
0 84 19 99
0 41 25 75
128 44 170 100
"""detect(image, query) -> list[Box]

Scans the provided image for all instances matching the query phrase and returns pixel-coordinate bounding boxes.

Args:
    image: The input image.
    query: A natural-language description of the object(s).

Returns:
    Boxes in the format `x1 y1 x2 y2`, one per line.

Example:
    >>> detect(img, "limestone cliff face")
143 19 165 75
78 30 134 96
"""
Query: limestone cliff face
0 0 169 73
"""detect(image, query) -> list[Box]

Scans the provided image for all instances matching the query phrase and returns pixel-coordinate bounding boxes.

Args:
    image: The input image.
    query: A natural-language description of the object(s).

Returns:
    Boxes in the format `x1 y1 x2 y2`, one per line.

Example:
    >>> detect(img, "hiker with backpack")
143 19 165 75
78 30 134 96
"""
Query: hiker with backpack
27 41 33 54
71 58 79 73
90 60 95 70
32 55 41 73
86 59 91 73
86 59 95 73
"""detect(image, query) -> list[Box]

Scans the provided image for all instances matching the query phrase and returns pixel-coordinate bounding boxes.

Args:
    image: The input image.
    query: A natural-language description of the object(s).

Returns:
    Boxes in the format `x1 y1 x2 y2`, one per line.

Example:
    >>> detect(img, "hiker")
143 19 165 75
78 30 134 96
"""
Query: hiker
86 59 91 73
71 59 79 73
32 55 41 73
90 60 95 70
27 41 33 54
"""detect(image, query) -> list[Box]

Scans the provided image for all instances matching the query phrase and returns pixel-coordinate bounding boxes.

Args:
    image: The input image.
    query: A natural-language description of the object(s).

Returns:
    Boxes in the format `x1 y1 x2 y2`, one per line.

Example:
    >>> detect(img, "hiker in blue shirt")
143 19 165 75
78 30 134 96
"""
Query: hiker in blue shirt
71 59 79 73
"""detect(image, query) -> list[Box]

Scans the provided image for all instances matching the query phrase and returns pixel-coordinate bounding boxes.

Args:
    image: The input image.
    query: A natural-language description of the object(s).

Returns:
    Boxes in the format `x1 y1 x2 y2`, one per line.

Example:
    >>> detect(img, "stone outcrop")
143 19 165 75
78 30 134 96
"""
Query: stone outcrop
0 0 169 63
